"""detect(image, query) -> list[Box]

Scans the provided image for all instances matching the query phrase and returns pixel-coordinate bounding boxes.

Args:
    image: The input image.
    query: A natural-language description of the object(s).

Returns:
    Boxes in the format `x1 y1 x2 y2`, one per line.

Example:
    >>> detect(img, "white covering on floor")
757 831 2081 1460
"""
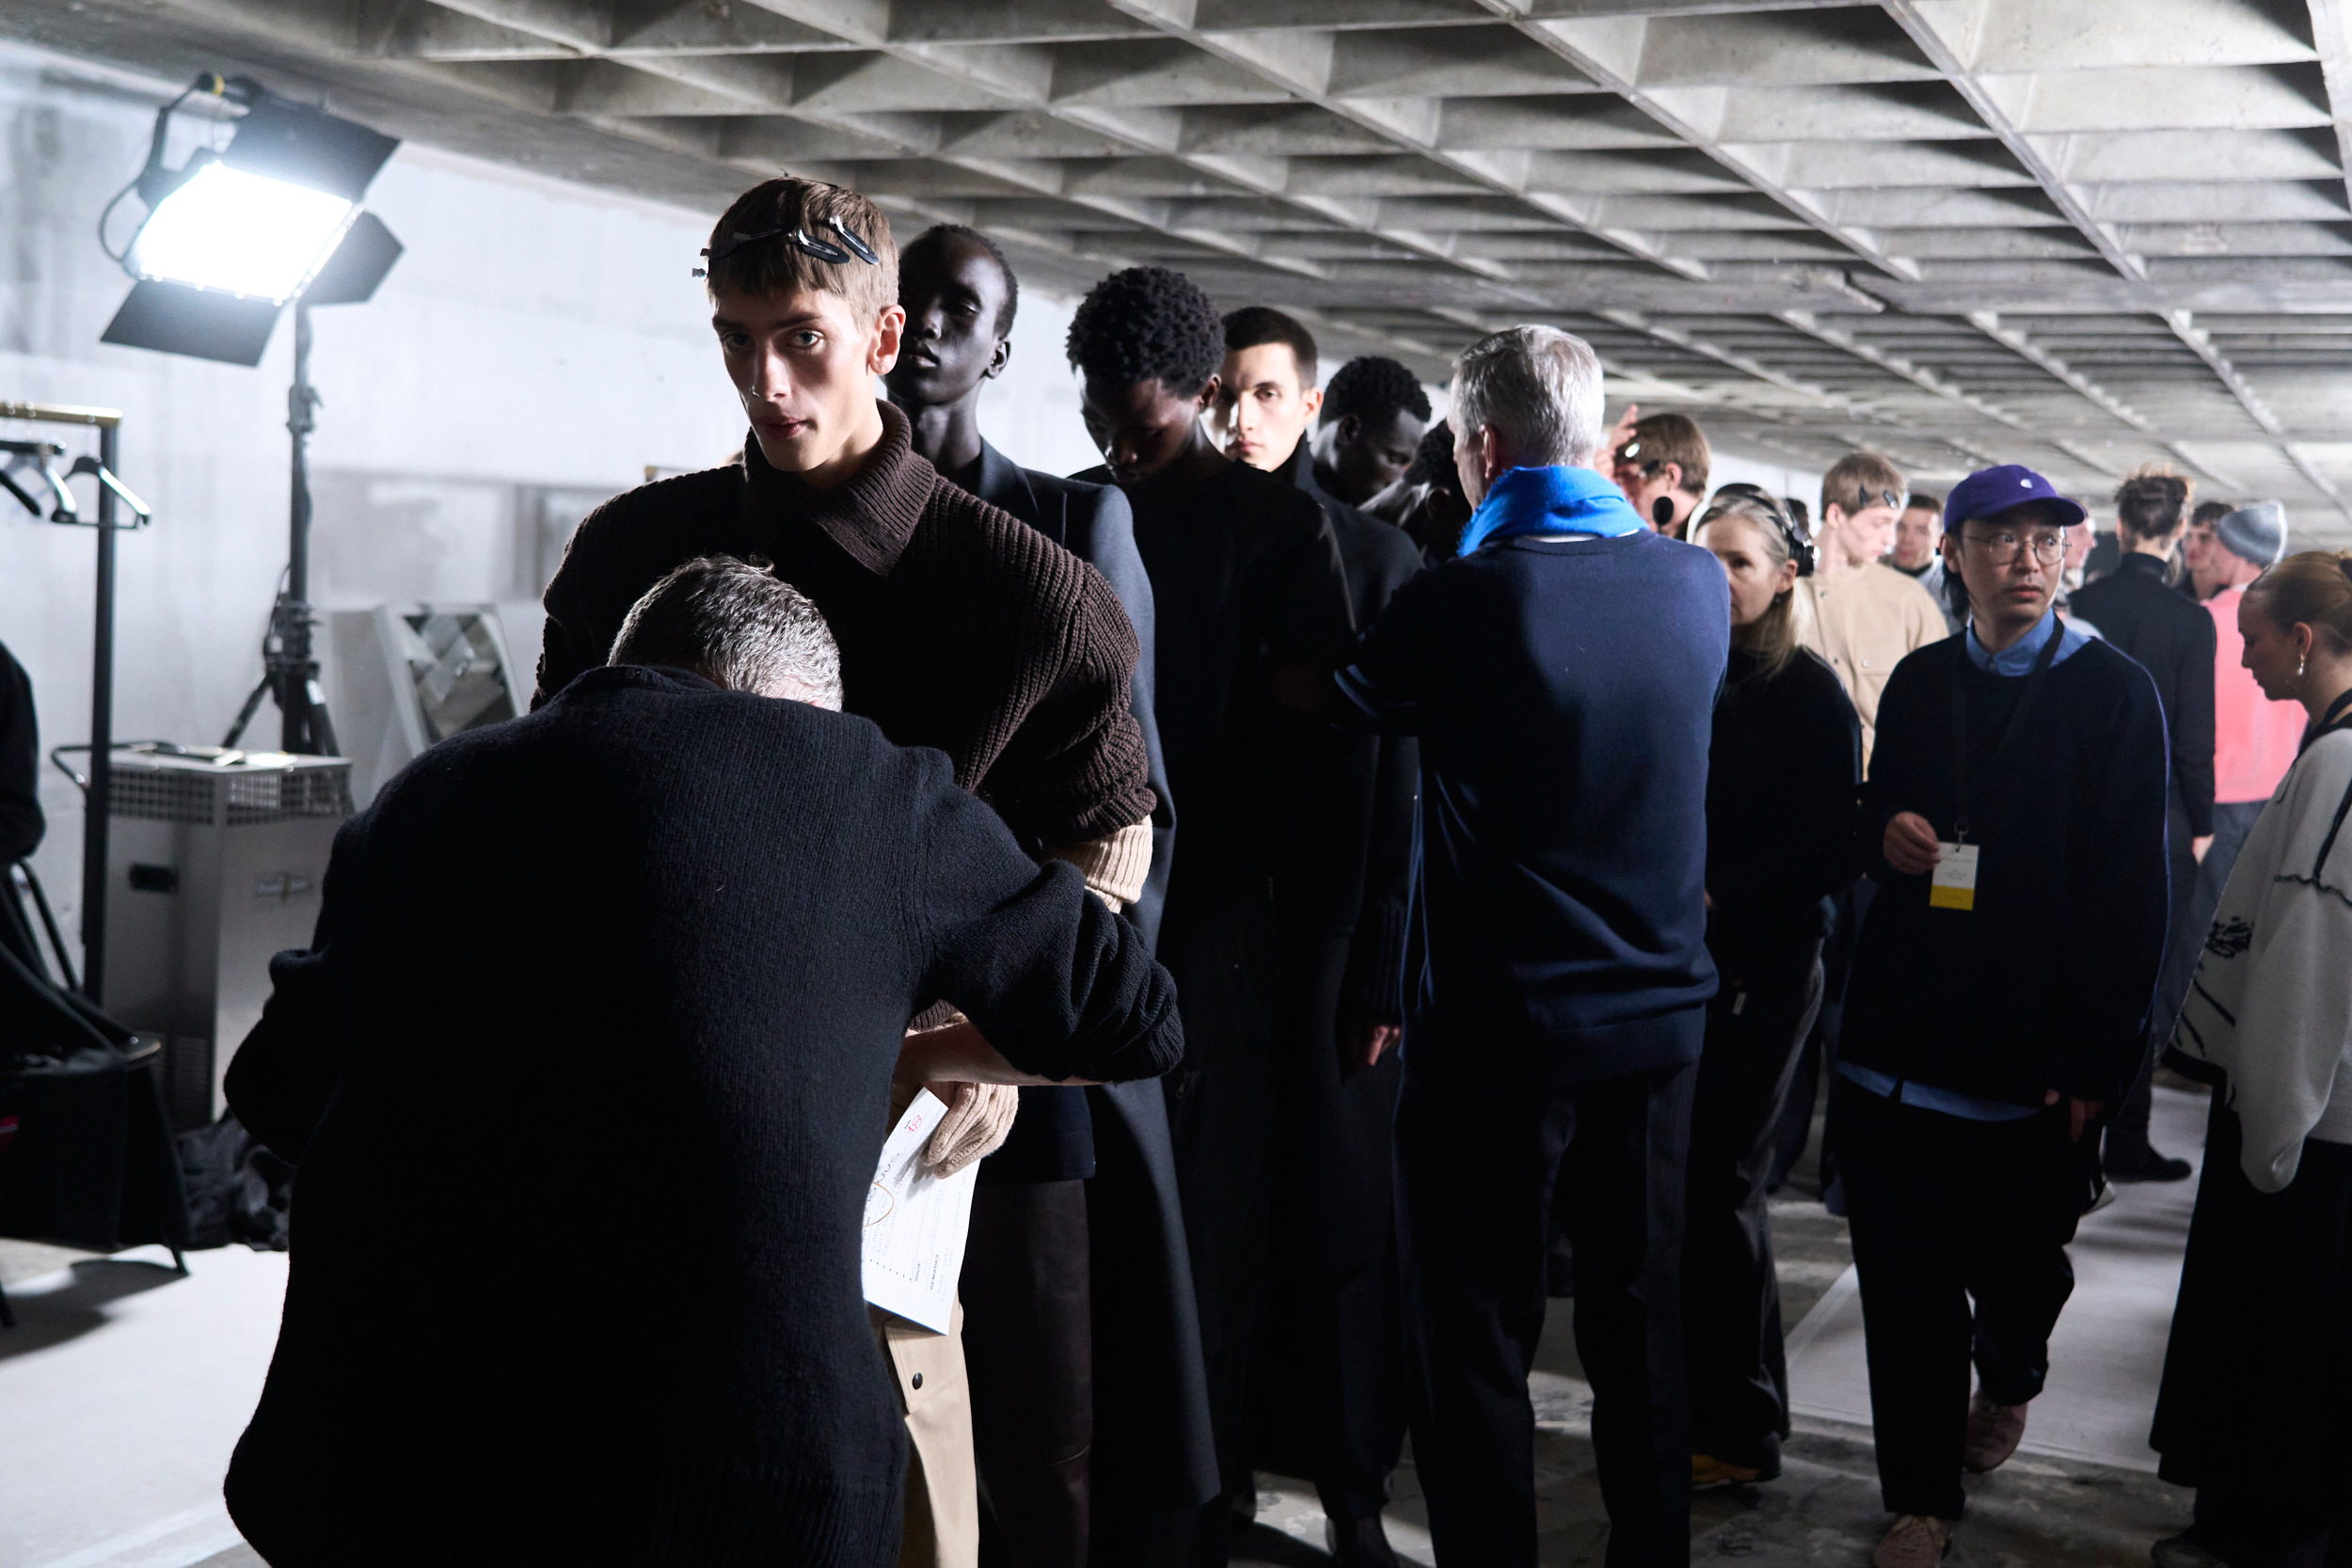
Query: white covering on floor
0 1245 285 1568
1784 1084 2207 1475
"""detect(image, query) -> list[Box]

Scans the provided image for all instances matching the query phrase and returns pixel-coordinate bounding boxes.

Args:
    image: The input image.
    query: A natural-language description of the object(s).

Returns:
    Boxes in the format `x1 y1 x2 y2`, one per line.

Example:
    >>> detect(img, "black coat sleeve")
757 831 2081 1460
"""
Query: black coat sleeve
912 754 1183 1084
224 816 364 1162
2055 660 2173 1102
0 645 43 863
2176 609 2218 836
1711 660 1862 913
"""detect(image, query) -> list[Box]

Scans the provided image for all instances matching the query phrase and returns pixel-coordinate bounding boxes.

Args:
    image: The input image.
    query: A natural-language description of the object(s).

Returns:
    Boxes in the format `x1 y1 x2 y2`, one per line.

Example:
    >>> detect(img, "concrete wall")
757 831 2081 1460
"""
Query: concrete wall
0 39 1103 962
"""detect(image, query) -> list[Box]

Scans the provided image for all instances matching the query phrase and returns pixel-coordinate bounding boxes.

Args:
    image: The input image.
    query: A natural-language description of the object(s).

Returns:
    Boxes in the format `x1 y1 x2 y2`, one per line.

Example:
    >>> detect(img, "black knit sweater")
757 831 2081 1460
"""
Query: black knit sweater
538 402 1155 849
1844 635 2169 1105
221 668 1182 1566
1706 644 1862 964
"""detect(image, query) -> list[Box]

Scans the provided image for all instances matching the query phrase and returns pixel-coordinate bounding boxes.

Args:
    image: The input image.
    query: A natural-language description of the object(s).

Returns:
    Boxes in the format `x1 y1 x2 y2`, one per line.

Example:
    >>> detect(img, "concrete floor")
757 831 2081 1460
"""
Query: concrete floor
3 1085 2203 1568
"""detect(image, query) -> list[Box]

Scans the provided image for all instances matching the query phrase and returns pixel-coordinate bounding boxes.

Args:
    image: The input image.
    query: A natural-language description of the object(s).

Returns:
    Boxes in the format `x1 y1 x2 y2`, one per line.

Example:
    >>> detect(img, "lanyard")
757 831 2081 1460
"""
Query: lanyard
1950 623 2064 845
2303 687 2352 754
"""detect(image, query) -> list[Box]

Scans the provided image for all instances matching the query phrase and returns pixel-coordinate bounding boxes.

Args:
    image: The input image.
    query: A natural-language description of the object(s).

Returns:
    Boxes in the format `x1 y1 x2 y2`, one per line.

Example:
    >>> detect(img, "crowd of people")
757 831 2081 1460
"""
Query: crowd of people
214 176 2352 1568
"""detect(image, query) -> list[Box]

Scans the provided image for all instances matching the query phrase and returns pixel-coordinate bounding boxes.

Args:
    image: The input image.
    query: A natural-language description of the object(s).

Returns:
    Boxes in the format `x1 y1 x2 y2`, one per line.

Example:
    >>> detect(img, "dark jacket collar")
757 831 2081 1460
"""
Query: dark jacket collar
2115 549 2171 582
553 663 724 702
1281 436 1332 511
739 399 936 578
972 439 1041 530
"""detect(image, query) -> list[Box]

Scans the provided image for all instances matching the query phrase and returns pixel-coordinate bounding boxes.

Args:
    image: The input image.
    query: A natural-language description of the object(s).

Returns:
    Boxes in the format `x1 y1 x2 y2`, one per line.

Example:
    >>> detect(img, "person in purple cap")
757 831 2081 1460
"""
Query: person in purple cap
1834 464 2170 1568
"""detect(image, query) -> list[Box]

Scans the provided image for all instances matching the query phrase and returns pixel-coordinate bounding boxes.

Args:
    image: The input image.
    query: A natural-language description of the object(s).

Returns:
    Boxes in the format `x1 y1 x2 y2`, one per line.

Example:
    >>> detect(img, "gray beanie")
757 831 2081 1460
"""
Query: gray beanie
2217 499 2288 565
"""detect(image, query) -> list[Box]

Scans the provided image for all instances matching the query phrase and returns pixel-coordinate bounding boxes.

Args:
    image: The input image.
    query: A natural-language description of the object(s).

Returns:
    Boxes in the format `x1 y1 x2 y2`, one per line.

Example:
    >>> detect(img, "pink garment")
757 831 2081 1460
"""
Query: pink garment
2210 584 2307 803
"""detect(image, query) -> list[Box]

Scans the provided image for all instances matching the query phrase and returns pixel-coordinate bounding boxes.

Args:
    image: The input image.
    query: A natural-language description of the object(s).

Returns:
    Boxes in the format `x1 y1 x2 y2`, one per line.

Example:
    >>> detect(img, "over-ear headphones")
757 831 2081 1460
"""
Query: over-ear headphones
1702 483 1818 578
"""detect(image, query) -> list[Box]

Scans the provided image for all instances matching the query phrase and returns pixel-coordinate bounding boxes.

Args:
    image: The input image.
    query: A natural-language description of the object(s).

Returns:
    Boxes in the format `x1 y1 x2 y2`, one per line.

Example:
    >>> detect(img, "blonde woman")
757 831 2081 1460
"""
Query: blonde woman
1684 487 1861 1492
2153 549 2352 1568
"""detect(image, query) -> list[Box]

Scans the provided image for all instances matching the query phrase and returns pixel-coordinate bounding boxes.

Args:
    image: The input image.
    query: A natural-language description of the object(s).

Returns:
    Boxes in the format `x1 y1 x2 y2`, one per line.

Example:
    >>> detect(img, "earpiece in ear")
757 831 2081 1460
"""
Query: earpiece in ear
1652 496 1676 531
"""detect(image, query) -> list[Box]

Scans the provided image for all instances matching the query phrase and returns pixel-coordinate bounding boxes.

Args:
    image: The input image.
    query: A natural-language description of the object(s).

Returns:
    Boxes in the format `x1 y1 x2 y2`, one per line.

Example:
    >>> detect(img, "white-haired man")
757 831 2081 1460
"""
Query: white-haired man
1327 325 1729 1567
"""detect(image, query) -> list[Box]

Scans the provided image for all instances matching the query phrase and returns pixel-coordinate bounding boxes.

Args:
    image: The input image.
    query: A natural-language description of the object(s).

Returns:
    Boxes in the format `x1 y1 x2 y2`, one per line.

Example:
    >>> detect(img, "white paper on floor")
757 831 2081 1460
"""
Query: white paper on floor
0 1244 287 1568
1783 1084 2209 1474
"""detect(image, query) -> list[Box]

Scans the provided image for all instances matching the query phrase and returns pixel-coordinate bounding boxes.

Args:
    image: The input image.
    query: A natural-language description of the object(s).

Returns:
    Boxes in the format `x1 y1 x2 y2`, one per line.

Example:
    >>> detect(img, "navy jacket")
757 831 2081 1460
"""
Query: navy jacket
2069 551 2217 836
1337 529 1728 1085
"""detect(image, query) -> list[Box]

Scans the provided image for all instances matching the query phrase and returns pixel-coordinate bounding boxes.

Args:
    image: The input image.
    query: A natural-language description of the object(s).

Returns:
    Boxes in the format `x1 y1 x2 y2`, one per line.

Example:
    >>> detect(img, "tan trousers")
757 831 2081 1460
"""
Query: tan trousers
872 1297 977 1568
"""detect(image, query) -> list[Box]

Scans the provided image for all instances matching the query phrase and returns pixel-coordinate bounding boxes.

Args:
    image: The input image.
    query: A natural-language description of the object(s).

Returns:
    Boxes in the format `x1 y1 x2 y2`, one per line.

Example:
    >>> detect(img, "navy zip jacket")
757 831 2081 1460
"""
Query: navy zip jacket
1844 631 2170 1106
1336 527 1728 1085
221 666 1182 1567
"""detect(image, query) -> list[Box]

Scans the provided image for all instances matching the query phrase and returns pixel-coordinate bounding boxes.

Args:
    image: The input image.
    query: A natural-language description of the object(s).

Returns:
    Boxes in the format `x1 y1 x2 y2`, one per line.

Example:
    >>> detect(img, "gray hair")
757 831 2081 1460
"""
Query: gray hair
1449 325 1606 469
609 555 844 708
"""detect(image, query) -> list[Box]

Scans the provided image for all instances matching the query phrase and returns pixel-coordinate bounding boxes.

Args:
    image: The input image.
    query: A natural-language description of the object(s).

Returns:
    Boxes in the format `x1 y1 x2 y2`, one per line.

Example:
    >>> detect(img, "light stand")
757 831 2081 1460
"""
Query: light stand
221 301 336 754
98 72 401 758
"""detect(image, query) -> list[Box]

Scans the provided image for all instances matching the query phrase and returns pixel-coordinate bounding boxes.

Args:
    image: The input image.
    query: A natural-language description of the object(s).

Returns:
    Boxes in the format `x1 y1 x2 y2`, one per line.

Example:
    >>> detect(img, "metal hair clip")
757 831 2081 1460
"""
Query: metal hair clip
692 217 879 277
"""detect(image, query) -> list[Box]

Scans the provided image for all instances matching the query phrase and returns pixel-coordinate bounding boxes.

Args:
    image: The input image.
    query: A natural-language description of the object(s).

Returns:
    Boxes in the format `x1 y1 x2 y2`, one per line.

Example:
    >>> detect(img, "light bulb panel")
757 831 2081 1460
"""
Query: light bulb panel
126 163 357 306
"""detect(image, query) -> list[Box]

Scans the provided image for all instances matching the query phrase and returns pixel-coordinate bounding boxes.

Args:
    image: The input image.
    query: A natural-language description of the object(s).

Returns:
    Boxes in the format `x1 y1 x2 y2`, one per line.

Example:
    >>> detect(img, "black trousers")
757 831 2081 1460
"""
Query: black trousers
1836 1080 2091 1521
1684 943 1823 1471
964 1180 1093 1568
2154 1103 2352 1567
1397 1056 1696 1568
1250 1252 1406 1524
2113 792 2201 1149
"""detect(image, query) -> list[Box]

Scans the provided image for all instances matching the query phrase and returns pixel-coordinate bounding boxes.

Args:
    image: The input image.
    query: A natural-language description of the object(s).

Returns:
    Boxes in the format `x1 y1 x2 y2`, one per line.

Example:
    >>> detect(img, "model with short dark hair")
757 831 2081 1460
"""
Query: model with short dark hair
535 177 1164 1561
1314 356 1432 507
1211 302 1421 1566
2071 463 2217 1184
1067 263 1358 1564
882 221 1211 1568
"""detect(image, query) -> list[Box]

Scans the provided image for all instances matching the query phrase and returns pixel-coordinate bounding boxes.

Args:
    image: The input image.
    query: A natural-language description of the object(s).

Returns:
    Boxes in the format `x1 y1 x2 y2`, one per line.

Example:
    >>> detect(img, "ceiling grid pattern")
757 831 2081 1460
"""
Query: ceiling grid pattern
10 0 2352 535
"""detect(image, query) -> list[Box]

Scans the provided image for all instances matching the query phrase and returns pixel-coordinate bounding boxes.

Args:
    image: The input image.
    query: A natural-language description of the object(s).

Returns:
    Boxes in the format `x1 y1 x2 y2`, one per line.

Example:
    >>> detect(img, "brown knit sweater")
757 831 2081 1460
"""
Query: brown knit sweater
537 402 1155 849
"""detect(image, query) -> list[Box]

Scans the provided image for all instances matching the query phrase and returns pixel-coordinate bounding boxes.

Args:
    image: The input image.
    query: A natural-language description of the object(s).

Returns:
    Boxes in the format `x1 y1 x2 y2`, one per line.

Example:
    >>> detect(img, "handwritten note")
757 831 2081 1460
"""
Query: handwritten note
862 1088 978 1335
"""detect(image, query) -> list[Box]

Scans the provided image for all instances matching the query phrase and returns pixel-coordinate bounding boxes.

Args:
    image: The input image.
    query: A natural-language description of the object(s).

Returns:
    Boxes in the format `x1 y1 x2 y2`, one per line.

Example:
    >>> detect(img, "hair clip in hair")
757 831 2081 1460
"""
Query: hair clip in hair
695 218 879 277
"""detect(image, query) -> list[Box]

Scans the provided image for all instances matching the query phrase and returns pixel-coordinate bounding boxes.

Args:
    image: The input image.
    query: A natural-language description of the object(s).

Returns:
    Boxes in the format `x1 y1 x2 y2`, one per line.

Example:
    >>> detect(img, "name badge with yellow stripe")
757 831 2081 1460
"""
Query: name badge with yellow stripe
1930 843 1980 911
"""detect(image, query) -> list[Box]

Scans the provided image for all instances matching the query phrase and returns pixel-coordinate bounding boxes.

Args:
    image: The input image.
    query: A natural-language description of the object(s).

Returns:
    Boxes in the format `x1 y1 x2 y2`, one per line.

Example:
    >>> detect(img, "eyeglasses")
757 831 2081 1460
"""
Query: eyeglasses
1849 485 1902 514
692 215 879 277
1961 528 2068 565
1613 438 1661 477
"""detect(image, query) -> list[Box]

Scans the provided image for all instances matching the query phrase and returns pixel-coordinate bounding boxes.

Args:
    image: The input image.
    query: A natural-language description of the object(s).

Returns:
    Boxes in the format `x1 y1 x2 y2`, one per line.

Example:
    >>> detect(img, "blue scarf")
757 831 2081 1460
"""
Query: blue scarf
1457 465 1646 555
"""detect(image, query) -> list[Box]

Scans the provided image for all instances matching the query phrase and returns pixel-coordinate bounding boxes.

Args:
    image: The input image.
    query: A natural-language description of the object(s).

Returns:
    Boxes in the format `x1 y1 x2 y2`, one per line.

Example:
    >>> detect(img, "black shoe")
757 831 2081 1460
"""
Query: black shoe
2106 1145 2193 1183
1326 1516 1400 1568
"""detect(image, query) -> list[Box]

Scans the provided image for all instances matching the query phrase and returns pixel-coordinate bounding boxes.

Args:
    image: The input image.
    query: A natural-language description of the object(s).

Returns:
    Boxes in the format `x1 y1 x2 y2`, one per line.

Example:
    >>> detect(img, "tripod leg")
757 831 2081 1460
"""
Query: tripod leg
222 677 274 750
302 680 339 758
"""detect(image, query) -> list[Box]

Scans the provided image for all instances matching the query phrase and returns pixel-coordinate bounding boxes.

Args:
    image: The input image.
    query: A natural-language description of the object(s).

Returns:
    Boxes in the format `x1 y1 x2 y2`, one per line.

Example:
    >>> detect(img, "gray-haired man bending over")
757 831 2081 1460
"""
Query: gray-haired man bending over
220 557 1182 1568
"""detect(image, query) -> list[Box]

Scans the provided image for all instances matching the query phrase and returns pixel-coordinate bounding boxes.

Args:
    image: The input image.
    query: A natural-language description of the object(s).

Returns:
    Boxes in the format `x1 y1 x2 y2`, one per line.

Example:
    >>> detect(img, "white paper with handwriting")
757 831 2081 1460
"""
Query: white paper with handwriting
861 1089 977 1335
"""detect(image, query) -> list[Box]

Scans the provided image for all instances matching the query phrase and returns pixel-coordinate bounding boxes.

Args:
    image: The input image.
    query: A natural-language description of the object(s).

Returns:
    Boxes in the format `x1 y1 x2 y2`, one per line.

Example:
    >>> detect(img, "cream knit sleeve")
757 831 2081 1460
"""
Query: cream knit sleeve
1044 817 1154 910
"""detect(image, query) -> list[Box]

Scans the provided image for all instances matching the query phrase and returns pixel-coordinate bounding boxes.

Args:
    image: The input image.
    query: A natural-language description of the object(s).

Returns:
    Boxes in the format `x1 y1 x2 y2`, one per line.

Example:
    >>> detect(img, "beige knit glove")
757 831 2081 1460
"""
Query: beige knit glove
924 1082 1020 1177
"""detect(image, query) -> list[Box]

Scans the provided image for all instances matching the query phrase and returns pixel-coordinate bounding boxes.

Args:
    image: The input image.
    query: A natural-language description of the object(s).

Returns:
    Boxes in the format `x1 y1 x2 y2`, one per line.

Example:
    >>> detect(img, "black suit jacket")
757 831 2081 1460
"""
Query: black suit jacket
2071 550 2218 836
955 440 1217 1513
1272 439 1422 1269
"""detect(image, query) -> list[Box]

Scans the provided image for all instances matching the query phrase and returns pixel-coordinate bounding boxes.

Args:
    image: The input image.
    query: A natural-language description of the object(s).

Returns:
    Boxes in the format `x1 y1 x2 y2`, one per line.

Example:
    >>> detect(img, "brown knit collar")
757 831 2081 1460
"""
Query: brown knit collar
739 399 937 577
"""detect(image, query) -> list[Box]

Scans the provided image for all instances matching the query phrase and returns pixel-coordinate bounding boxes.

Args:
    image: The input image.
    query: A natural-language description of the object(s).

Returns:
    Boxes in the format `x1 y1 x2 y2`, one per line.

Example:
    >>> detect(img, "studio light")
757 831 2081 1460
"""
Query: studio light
100 73 402 367
96 71 405 758
125 163 355 304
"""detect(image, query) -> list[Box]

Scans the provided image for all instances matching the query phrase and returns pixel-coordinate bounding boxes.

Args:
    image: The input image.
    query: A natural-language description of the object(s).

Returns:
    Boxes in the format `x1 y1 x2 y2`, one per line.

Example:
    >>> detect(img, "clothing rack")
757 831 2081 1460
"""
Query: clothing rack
0 400 148 1004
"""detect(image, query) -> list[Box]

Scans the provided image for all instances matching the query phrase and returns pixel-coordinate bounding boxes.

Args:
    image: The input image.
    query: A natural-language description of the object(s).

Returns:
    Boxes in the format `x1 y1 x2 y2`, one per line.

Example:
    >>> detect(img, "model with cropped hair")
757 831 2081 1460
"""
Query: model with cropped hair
1314 356 1432 506
1610 410 1711 539
536 177 1165 1566
2070 462 2217 1184
1788 451 1948 768
1067 263 1359 1565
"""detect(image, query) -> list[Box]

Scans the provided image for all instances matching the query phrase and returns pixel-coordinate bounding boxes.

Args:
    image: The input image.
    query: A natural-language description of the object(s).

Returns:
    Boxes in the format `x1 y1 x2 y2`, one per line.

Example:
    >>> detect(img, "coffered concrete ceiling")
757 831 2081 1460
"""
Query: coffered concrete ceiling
13 0 2352 534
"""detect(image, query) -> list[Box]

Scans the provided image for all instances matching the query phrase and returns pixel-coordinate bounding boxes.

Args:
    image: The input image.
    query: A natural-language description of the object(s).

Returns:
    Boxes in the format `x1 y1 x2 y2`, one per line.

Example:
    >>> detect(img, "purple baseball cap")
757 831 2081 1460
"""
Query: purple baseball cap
1941 465 2089 531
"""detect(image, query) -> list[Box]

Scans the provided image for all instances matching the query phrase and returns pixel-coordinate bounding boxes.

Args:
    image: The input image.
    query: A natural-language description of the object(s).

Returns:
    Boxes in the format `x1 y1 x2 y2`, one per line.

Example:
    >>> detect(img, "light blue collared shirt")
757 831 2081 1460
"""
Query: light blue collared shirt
1963 607 2093 675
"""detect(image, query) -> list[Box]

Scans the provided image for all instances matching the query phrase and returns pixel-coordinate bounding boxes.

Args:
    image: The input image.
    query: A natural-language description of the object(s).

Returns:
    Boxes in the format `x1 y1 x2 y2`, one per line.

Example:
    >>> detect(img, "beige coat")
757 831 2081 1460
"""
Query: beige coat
1790 562 1949 769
